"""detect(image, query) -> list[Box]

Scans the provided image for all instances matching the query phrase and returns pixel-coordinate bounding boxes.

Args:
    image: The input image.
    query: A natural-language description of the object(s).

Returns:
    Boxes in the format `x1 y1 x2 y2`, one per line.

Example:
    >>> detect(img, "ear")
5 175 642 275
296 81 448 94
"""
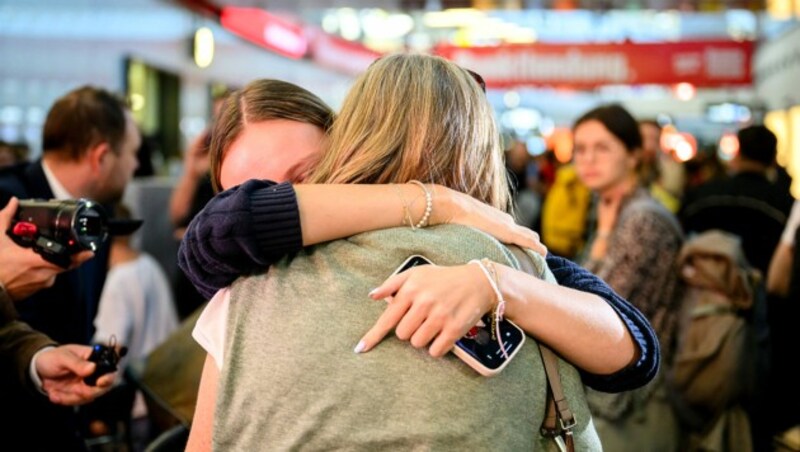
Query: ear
86 142 112 174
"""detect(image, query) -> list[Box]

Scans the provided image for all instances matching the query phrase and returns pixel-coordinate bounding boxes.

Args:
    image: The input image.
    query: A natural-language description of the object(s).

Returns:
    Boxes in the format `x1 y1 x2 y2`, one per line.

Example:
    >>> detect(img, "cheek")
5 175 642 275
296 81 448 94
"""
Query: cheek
219 165 242 190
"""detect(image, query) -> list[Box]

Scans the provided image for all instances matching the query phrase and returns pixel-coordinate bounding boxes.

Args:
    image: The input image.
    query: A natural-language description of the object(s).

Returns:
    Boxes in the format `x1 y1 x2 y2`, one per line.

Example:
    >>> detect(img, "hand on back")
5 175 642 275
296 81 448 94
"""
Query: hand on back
356 263 495 358
434 186 547 256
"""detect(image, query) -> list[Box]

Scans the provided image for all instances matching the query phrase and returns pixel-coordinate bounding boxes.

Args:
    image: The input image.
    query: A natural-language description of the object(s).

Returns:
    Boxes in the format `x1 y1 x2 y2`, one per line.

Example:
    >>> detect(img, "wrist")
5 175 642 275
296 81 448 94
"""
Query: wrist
494 264 523 321
0 280 17 323
428 185 453 226
30 346 56 396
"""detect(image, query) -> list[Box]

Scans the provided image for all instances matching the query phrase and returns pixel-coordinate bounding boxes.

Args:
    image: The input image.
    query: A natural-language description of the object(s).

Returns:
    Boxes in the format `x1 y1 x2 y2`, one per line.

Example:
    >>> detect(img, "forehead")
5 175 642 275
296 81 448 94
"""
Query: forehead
575 120 611 138
221 119 325 186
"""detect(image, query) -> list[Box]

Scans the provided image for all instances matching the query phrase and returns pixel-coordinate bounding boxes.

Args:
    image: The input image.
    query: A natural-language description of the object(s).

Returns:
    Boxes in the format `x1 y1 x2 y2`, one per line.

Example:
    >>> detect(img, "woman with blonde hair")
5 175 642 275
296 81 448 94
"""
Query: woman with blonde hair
181 78 657 390
187 54 607 450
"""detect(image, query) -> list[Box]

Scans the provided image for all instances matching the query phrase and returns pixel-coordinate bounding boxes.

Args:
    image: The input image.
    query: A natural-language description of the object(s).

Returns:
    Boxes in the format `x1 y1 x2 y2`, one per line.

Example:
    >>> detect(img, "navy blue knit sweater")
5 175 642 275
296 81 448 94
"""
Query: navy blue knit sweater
178 179 659 392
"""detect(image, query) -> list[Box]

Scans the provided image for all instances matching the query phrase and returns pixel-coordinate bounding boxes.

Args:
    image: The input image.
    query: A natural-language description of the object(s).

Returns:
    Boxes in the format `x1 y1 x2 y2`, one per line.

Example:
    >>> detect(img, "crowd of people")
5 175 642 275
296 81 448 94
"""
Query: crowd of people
0 52 797 452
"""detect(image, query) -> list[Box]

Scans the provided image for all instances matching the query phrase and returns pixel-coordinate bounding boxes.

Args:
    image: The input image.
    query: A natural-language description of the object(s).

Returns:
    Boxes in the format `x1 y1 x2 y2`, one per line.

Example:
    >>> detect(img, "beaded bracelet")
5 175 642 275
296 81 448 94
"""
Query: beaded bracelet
408 180 432 230
468 258 509 359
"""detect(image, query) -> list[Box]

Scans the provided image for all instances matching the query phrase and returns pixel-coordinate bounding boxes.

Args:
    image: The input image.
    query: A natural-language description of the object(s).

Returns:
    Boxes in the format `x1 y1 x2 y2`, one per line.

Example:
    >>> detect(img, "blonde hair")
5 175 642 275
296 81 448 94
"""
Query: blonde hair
307 54 511 212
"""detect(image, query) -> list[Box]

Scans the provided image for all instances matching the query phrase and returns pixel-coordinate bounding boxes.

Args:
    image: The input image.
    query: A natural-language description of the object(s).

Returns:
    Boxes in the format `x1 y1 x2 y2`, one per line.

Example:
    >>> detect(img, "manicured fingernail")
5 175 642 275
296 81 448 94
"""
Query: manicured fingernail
368 288 378 297
353 341 366 353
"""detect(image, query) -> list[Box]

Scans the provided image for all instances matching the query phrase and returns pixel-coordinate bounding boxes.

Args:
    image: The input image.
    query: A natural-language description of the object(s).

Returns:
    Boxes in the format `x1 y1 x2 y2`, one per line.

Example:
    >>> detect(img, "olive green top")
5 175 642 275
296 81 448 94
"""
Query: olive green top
215 225 601 451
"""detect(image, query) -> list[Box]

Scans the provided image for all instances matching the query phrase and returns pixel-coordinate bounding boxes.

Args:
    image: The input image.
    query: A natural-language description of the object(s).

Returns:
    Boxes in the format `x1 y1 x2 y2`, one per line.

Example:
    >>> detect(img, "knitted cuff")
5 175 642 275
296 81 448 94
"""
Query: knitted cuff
249 182 303 259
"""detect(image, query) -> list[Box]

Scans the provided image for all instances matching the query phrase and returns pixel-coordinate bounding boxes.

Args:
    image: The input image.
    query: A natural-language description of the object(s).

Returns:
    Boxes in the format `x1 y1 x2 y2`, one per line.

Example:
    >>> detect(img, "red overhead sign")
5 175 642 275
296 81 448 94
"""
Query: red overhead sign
436 40 754 89
220 7 308 59
308 29 382 75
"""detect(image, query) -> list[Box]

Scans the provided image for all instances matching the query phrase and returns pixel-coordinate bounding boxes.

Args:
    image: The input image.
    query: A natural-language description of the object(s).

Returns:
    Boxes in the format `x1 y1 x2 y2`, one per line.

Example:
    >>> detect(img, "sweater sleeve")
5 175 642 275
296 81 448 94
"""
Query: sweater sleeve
545 254 660 393
177 180 302 300
1 321 57 396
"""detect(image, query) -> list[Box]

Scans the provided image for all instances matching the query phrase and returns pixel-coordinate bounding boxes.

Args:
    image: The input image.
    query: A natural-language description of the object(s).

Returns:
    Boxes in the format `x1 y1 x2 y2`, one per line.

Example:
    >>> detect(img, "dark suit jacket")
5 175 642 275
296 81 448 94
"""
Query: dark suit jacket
0 160 110 345
0 160 110 451
0 285 56 394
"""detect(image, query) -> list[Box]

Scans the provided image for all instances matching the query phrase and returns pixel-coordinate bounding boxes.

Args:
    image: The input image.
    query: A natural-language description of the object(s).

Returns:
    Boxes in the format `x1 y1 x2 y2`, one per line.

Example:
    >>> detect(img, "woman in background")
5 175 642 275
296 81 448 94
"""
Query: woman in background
573 104 684 451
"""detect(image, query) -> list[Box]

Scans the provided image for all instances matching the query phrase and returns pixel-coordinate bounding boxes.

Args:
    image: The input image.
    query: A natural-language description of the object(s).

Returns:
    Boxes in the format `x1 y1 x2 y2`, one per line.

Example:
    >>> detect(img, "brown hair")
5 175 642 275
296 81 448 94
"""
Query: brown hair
573 104 642 153
209 79 335 191
308 54 510 212
42 86 130 160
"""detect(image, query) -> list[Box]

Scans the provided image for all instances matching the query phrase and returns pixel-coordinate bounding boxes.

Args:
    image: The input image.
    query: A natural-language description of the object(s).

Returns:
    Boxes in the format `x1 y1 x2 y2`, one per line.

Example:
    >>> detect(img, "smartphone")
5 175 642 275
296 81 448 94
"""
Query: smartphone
389 255 526 377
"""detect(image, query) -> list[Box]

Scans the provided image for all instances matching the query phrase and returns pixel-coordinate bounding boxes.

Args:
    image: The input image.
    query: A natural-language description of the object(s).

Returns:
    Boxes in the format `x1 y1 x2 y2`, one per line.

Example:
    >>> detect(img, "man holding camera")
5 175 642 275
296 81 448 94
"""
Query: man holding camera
1 197 115 400
0 86 139 451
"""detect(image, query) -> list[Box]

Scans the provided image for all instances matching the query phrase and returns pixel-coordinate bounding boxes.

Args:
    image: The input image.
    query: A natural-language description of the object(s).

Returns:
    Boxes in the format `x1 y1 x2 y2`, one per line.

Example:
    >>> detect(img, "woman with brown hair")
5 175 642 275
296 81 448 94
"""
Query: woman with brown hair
185 54 609 450
573 104 684 451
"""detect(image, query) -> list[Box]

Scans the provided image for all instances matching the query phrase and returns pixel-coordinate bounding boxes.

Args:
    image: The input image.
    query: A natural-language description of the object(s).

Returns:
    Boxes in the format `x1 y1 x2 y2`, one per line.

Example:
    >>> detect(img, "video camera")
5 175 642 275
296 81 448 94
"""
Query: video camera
6 199 112 268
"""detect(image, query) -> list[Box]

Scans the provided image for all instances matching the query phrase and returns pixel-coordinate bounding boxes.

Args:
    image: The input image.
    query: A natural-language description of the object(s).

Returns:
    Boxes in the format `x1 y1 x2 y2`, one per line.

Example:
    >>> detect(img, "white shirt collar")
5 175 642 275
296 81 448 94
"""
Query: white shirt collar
41 159 76 200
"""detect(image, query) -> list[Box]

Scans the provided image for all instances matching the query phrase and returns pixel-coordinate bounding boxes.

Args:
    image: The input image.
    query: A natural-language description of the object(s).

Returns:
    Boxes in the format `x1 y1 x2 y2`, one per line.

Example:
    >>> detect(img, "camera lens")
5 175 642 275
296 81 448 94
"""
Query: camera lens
74 202 108 251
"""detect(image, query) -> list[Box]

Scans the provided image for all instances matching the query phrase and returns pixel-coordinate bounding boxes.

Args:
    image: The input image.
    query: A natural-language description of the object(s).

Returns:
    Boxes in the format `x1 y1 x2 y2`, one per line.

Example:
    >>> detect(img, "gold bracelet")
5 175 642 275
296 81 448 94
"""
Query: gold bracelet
392 184 414 227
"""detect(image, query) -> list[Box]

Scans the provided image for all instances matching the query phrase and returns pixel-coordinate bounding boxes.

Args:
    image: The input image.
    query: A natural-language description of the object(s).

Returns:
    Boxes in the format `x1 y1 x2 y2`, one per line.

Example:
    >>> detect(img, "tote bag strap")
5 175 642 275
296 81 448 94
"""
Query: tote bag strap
507 247 576 452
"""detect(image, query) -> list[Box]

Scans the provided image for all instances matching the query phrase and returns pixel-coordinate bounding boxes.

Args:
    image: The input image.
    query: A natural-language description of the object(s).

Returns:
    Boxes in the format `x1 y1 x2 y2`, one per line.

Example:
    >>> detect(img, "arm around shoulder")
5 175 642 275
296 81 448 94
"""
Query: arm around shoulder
545 255 659 392
178 179 302 299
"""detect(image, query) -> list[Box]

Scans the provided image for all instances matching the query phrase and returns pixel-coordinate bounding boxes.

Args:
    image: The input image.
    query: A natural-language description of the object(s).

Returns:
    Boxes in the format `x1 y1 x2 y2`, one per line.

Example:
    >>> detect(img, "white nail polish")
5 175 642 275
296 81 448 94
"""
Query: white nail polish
368 288 378 297
354 341 366 353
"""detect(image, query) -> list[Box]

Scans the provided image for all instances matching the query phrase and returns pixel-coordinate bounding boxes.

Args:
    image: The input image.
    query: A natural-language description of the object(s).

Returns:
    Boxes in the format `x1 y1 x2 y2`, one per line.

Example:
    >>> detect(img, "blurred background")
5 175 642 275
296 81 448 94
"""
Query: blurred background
3 2 800 450
2 0 799 275
0 1 798 185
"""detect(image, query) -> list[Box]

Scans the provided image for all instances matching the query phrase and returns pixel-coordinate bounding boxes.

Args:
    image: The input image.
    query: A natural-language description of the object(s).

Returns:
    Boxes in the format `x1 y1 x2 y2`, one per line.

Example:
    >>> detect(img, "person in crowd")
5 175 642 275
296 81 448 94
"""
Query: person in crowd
573 104 685 451
0 198 115 431
637 120 660 188
0 85 140 451
169 91 230 319
183 56 648 449
639 120 684 213
680 125 793 452
0 140 16 168
506 140 541 228
765 198 800 440
539 162 591 259
91 203 178 442
179 77 657 392
0 141 30 168
769 199 800 298
680 125 793 276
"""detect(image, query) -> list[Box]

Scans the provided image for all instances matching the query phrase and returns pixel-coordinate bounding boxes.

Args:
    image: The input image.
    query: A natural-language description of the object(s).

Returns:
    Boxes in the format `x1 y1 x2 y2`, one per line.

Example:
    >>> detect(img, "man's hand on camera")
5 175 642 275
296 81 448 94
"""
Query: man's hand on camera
0 197 94 300
34 344 115 406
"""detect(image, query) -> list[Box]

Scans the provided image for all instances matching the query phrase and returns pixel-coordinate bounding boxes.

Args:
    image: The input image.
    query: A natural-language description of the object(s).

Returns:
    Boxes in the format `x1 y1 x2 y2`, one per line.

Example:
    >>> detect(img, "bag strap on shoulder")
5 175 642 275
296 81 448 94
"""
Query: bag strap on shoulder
507 247 576 452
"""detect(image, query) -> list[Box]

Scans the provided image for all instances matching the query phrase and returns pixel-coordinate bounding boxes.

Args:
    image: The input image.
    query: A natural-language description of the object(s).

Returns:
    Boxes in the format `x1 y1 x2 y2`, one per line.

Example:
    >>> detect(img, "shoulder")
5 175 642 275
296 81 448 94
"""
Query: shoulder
0 163 33 204
343 225 552 281
350 225 514 263
620 193 682 238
